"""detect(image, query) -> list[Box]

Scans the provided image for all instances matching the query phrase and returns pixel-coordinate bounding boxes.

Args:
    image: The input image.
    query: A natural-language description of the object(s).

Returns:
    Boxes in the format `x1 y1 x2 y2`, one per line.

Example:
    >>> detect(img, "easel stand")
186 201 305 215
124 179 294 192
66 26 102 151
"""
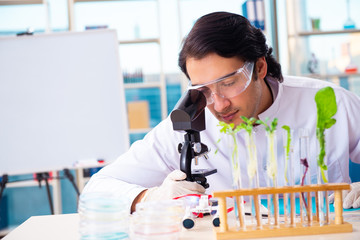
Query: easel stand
213 183 352 239
63 168 80 196
35 172 54 214
0 174 9 200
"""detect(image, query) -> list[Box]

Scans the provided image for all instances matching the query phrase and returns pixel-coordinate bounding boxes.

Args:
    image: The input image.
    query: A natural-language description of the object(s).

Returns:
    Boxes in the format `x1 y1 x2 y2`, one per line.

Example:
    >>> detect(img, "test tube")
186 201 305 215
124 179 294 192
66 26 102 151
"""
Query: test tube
226 134 246 230
282 128 295 227
316 139 329 226
265 130 279 228
245 131 262 229
299 128 312 226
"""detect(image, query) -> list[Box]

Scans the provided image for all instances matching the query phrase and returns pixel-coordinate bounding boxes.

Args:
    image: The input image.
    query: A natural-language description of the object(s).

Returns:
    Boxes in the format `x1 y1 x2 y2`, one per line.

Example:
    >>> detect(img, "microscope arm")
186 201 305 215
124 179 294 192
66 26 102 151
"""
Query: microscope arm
179 141 194 182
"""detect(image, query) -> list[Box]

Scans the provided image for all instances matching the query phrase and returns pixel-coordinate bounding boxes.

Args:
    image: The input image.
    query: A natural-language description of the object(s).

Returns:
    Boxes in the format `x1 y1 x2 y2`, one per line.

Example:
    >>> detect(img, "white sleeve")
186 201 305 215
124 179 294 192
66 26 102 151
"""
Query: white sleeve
344 90 360 164
81 116 184 211
82 173 147 209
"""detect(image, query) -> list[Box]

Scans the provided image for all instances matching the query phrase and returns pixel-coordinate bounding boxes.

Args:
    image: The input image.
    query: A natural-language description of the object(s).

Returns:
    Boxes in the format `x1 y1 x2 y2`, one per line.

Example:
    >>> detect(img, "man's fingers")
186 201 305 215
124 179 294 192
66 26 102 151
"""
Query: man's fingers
343 190 360 209
168 170 187 181
178 181 206 193
352 195 360 209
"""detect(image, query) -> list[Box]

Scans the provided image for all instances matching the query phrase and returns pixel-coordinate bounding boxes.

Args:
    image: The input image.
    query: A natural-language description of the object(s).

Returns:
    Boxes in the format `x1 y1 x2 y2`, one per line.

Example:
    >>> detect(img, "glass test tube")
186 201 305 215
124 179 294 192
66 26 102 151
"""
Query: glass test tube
265 130 279 228
316 137 329 226
299 128 312 226
282 129 295 227
245 131 262 229
227 133 246 230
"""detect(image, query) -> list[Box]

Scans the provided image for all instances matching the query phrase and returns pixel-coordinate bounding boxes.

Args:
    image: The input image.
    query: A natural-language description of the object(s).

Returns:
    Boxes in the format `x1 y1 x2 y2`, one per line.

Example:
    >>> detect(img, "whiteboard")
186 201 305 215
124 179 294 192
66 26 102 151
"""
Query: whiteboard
0 29 130 175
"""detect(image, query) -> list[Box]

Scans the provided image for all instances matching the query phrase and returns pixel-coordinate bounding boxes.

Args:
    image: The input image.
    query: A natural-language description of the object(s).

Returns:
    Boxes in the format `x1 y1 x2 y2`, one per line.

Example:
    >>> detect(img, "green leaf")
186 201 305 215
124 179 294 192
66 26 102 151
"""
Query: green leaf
240 116 248 121
314 86 337 183
315 87 337 129
249 117 257 124
271 118 278 133
282 125 290 132
257 117 278 133
237 116 258 135
239 123 246 129
324 118 336 129
234 125 242 132
282 125 291 184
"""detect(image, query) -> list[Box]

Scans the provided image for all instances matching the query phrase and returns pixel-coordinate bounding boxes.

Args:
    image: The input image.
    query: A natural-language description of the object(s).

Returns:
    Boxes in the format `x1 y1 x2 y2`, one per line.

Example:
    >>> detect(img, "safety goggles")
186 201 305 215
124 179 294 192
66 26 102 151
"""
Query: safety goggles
188 61 254 105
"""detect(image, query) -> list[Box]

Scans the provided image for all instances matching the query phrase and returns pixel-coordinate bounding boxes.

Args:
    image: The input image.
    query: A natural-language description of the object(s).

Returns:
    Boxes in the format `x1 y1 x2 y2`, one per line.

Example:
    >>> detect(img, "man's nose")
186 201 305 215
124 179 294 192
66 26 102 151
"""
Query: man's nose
212 93 230 112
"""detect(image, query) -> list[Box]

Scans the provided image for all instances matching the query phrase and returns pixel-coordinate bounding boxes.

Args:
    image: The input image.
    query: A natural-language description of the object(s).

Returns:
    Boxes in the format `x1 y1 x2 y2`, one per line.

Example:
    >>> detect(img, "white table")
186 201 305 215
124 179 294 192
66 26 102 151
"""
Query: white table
3 212 360 240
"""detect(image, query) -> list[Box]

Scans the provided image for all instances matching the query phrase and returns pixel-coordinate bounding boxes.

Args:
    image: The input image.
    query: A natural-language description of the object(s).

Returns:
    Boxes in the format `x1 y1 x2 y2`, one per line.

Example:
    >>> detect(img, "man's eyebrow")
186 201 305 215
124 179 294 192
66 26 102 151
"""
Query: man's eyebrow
190 69 239 87
217 70 238 80
225 71 237 78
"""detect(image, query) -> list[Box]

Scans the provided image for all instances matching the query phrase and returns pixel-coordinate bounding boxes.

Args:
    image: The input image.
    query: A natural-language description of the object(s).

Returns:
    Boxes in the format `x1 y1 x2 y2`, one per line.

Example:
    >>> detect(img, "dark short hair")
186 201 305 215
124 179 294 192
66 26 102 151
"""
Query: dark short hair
179 11 283 82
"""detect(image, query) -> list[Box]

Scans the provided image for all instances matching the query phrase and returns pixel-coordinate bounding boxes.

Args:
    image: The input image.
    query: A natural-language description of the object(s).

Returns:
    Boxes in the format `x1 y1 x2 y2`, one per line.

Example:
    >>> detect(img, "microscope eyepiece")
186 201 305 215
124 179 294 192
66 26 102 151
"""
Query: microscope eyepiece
170 89 206 132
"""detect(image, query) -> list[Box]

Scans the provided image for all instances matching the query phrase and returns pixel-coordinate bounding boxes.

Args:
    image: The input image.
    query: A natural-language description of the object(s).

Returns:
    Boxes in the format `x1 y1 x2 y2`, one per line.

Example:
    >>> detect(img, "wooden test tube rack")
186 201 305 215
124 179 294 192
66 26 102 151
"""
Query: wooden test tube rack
213 183 352 239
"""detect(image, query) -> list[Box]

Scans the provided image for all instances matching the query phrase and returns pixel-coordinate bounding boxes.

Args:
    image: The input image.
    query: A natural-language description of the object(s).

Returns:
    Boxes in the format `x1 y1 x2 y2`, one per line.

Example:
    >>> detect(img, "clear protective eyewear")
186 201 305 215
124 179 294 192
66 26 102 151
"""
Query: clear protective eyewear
188 61 254 105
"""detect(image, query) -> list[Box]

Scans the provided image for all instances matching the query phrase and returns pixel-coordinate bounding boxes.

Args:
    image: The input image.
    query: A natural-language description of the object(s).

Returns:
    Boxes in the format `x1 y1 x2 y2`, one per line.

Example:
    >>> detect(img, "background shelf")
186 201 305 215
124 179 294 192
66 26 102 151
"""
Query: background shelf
293 29 360 37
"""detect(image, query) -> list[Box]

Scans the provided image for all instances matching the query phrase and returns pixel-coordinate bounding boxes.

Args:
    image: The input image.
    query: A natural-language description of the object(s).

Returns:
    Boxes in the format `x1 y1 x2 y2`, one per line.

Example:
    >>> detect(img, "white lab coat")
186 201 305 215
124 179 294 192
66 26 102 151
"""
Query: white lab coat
83 76 360 210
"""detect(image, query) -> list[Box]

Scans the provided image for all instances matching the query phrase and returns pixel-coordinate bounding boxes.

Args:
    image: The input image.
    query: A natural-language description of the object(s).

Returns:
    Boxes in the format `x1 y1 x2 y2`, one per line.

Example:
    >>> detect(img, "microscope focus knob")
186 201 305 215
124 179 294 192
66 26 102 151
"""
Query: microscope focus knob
178 143 183 153
193 142 201 153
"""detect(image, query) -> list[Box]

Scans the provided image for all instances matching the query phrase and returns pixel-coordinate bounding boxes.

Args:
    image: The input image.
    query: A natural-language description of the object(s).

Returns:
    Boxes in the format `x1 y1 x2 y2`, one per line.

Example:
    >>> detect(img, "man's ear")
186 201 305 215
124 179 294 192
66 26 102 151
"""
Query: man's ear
256 56 267 79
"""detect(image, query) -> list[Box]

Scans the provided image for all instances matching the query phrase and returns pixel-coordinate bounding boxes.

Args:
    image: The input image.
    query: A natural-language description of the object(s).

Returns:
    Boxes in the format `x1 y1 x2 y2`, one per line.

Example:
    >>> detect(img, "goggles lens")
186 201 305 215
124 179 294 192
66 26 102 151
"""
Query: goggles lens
188 61 254 105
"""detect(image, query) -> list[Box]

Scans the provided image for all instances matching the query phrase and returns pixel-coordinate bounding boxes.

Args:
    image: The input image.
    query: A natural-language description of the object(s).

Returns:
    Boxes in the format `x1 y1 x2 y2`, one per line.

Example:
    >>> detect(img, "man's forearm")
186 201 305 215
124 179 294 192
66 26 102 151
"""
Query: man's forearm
131 189 147 213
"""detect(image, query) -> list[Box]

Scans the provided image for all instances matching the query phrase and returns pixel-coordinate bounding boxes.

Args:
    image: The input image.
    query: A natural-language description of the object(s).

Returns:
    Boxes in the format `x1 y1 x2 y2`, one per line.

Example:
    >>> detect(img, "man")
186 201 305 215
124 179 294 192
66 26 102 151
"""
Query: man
83 12 360 212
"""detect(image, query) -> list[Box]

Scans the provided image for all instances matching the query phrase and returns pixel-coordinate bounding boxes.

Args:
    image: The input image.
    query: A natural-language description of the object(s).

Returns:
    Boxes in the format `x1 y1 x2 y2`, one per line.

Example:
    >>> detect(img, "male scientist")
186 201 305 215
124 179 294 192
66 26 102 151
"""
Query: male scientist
83 12 360 213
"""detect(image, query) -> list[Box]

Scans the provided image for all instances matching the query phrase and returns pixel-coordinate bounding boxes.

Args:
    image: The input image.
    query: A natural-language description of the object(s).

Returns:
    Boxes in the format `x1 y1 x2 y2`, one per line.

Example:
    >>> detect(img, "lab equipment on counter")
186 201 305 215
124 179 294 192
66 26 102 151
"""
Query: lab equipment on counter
170 89 217 189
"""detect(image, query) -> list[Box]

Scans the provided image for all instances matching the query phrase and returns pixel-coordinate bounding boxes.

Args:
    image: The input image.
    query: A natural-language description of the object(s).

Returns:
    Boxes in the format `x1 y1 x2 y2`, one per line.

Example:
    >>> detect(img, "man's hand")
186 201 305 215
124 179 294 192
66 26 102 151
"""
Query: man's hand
143 170 205 201
130 170 206 212
329 182 360 209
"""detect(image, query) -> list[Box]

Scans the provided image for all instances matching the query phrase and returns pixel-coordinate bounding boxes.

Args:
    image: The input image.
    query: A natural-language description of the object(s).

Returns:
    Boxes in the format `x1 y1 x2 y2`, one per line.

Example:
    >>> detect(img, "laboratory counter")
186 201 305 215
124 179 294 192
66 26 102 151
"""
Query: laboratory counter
3 212 360 240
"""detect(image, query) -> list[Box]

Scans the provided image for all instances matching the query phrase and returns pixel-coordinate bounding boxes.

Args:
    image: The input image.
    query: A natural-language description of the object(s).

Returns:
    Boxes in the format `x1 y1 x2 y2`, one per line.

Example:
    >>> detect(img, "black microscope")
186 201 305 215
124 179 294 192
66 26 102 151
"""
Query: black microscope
170 89 217 189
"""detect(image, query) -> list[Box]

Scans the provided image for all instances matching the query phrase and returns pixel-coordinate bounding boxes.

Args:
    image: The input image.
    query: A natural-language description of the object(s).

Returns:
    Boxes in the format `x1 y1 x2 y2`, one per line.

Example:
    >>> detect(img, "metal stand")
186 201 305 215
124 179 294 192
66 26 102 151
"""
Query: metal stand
35 172 54 215
63 168 80 196
0 174 8 201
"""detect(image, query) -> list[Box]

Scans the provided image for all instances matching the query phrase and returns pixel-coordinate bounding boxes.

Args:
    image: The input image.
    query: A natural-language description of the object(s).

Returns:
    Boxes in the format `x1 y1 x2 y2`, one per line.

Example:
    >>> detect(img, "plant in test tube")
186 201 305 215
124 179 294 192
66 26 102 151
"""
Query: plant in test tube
257 117 279 227
299 128 312 226
238 116 258 181
315 87 337 183
238 116 262 229
218 121 246 229
218 121 242 187
282 125 291 184
315 86 337 226
299 129 310 203
257 117 278 184
282 125 295 226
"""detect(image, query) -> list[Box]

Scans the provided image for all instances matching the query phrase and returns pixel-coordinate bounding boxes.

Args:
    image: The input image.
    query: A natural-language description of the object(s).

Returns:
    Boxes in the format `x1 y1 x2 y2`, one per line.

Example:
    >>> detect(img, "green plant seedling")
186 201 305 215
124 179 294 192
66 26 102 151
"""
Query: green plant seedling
315 86 337 183
237 116 258 180
257 117 278 184
282 125 291 184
